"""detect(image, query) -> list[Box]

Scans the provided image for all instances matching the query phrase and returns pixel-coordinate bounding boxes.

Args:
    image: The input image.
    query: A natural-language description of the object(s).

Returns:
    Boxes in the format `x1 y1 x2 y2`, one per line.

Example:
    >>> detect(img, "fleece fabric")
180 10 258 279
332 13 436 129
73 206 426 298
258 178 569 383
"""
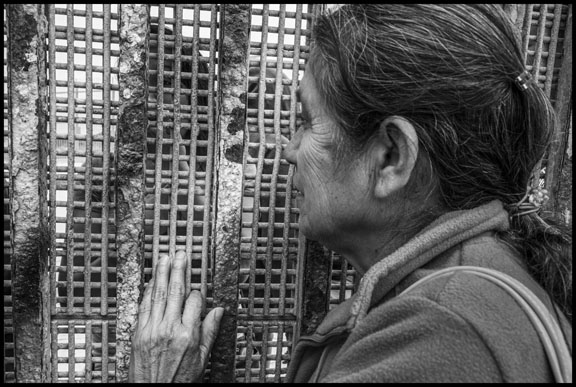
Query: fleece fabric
285 200 572 383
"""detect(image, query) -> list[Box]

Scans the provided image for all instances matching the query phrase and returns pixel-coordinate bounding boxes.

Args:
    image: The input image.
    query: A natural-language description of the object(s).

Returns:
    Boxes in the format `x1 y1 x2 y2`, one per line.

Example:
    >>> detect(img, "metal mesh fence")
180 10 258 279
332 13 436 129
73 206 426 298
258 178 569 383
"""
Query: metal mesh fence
3 3 572 383
4 3 320 383
234 5 310 381
47 4 119 381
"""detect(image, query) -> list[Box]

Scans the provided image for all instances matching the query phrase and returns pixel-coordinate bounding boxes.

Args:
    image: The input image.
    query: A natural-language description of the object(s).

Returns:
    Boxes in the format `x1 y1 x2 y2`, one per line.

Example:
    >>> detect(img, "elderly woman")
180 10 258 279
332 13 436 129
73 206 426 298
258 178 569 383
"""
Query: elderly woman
129 4 572 383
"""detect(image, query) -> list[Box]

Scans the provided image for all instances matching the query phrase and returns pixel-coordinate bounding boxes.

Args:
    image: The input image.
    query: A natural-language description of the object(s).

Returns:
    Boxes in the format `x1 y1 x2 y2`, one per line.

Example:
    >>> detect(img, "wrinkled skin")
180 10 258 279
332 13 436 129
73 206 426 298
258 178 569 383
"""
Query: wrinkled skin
129 250 224 383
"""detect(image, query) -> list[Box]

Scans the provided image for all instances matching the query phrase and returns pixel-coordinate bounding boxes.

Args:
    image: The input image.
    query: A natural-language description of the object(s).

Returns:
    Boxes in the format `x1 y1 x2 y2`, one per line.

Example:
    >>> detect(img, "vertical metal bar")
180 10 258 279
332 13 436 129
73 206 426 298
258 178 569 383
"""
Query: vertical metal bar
203 4 218 299
84 3 94 317
283 4 303 321
543 4 563 97
544 4 572 213
530 4 548 82
85 320 93 382
248 4 269 316
244 322 255 382
102 320 109 382
48 4 58 320
339 256 349 302
7 3 51 383
67 321 75 381
65 3 76 316
168 4 184 258
152 5 166 270
273 323 285 381
100 3 112 318
259 323 270 380
209 3 252 383
185 4 201 297
50 321 58 381
115 4 149 382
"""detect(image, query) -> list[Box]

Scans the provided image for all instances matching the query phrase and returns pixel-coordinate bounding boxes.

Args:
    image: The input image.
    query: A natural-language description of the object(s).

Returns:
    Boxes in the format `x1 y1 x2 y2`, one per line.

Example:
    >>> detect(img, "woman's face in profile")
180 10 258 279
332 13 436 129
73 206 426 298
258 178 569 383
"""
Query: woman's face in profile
283 69 375 250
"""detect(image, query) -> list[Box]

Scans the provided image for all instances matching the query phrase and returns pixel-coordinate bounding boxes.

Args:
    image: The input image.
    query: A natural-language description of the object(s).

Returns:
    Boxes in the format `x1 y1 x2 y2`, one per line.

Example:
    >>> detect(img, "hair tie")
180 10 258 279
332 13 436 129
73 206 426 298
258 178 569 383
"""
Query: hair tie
515 70 533 92
506 185 549 219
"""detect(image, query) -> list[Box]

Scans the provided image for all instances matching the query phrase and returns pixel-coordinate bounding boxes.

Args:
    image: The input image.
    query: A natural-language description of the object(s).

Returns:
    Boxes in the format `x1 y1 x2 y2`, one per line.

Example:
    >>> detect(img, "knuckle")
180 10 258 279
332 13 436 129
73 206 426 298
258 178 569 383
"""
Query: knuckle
157 255 170 268
132 330 151 350
169 285 184 297
152 289 167 302
175 329 193 344
172 255 186 269
186 290 202 308
138 303 151 314
174 250 187 261
153 327 171 342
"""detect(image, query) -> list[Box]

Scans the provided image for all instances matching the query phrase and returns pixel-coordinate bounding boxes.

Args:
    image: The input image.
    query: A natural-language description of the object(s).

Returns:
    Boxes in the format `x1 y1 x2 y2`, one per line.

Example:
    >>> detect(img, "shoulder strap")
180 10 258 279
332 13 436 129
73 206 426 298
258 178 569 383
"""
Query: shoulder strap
400 265 572 383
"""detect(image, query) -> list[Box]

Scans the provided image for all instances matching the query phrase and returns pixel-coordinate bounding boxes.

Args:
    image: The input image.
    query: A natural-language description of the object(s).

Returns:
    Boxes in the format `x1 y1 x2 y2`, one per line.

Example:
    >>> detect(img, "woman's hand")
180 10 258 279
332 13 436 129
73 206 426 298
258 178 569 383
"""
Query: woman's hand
129 250 224 383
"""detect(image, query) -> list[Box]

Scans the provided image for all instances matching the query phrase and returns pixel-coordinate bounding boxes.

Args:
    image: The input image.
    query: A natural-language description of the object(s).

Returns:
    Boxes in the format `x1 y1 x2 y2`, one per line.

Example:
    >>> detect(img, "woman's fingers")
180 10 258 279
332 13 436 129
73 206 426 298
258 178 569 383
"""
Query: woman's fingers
138 273 155 325
164 250 187 323
150 254 171 325
182 290 224 365
182 290 203 329
199 307 224 366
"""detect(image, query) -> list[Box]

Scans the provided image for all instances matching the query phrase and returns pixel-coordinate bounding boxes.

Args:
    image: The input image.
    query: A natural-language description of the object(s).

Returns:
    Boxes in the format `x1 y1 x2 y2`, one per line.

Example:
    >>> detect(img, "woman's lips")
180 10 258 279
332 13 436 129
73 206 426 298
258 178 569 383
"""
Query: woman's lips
293 183 303 197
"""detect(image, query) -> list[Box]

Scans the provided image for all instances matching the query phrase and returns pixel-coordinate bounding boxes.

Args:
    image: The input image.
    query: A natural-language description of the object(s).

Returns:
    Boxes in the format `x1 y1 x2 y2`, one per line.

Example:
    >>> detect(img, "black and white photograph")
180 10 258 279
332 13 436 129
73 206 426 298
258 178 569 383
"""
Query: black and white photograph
3 4 572 383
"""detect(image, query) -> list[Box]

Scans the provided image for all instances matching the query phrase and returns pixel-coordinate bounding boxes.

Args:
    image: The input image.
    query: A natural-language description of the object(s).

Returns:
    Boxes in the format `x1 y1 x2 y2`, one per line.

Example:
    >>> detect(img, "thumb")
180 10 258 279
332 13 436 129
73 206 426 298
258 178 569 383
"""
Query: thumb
199 307 224 365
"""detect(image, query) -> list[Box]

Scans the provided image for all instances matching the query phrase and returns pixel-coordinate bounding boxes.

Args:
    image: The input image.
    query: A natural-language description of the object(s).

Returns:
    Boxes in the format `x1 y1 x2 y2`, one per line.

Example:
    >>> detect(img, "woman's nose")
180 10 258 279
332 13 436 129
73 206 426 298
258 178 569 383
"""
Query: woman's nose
282 132 299 165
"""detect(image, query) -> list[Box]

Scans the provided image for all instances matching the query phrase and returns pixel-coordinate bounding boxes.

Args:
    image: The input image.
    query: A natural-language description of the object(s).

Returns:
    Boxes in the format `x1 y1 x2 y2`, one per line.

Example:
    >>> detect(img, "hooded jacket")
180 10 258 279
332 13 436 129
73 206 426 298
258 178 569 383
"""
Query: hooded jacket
286 200 572 383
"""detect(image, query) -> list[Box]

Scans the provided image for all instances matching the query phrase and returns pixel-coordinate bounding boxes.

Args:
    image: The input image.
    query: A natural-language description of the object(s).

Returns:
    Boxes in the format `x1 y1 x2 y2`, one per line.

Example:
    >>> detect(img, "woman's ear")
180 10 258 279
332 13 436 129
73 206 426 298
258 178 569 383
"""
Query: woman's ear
372 116 419 199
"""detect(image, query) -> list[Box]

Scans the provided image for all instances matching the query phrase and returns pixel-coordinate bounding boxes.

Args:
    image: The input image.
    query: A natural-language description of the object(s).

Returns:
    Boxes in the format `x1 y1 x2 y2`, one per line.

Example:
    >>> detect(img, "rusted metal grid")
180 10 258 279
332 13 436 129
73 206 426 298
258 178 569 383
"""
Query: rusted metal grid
145 4 220 382
7 3 324 384
233 4 317 382
46 4 120 382
145 4 218 295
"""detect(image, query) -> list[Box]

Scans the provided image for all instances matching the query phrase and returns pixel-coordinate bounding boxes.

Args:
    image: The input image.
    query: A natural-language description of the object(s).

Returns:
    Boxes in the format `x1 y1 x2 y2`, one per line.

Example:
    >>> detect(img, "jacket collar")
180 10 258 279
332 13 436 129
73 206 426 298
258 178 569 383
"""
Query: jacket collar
310 200 510 336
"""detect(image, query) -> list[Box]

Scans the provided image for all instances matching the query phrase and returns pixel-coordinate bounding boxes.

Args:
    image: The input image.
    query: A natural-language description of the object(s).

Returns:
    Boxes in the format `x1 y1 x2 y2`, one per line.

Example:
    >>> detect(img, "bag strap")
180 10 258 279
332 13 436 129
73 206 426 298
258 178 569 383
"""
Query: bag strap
400 266 572 383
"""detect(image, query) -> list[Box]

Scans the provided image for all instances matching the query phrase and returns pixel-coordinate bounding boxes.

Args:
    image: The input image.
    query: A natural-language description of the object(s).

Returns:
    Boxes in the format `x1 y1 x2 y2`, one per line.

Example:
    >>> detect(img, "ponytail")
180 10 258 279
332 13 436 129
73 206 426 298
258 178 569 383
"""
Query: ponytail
502 213 572 323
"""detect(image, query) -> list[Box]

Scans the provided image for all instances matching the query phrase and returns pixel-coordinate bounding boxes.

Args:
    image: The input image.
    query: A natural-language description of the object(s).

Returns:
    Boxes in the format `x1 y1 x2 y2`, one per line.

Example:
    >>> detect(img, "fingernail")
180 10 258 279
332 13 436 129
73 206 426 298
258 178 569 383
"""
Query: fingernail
214 307 224 322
